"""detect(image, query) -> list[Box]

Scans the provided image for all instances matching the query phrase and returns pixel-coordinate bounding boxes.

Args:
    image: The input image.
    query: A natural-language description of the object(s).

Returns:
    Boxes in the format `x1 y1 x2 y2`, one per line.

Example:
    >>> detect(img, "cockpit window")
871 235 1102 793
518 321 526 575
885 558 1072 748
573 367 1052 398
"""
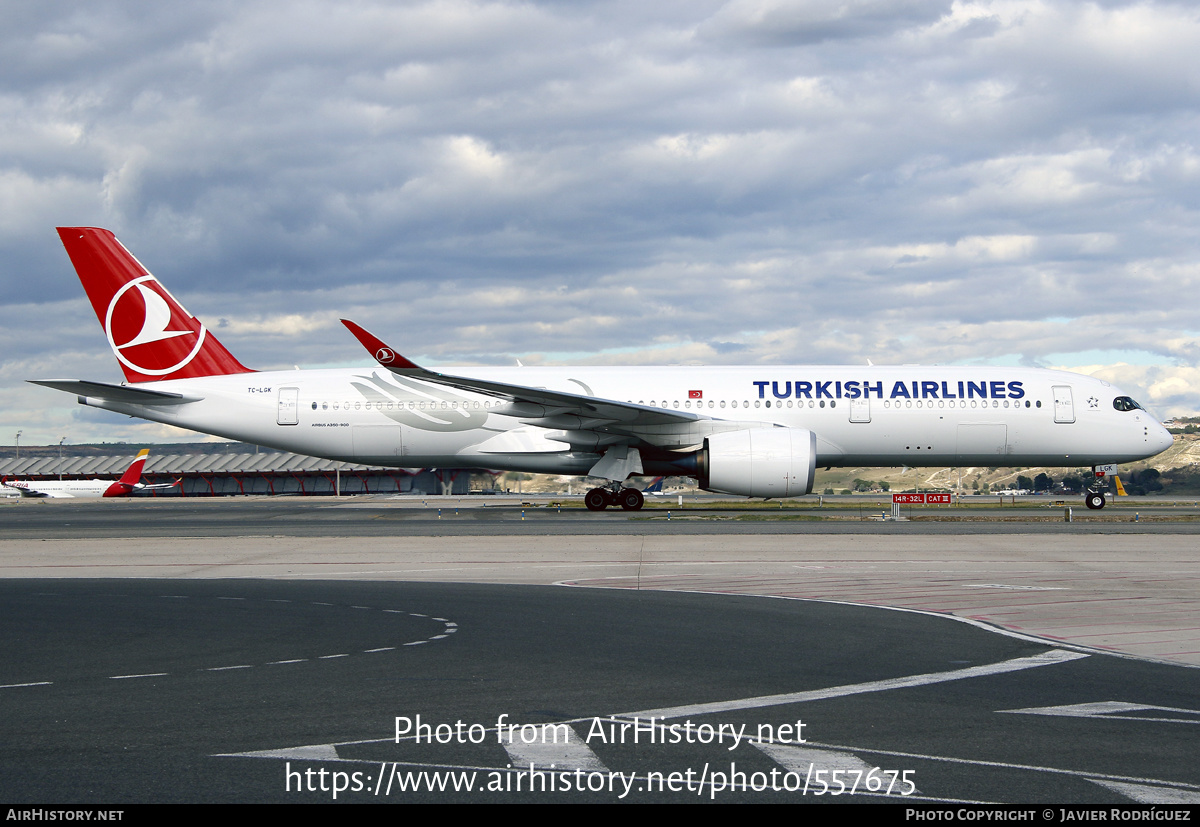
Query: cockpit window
1113 396 1143 412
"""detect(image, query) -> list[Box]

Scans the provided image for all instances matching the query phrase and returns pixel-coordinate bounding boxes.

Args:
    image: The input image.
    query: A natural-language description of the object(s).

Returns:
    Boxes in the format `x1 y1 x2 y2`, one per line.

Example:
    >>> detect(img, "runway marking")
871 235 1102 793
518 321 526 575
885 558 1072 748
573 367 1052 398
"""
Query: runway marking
232 744 342 761
999 700 1200 724
964 584 1067 591
500 725 608 771
755 742 921 793
220 650 1150 803
10 593 461 685
802 738 1200 800
1089 779 1200 804
622 650 1088 719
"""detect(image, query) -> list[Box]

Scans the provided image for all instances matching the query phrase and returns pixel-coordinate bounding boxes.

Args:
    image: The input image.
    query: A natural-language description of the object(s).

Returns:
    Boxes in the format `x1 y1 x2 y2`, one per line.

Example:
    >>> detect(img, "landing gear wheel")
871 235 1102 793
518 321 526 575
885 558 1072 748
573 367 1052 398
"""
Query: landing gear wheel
585 488 610 511
1085 491 1106 510
619 488 644 511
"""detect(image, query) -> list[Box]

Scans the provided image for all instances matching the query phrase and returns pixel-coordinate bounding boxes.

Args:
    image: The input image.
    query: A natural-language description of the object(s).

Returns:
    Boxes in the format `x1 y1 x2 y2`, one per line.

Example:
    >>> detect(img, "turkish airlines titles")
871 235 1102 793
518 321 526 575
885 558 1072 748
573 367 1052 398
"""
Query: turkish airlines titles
751 379 1027 401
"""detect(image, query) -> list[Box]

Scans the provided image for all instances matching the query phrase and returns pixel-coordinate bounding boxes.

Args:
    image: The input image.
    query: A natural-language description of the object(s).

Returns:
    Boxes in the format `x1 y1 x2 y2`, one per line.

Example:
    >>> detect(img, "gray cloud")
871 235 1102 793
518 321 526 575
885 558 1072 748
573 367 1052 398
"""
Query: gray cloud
2 0 1199 443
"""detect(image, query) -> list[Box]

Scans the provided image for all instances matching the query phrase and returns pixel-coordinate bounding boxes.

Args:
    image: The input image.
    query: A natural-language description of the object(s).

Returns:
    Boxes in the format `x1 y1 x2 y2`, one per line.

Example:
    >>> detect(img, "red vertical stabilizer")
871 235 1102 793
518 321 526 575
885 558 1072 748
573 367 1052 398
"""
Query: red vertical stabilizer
103 448 151 497
57 227 253 383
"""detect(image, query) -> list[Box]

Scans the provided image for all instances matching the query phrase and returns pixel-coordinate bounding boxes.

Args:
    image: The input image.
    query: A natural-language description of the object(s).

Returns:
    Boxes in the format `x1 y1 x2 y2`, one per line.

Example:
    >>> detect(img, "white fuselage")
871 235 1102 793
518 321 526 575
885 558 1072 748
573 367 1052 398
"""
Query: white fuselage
77 364 1173 476
2 479 117 498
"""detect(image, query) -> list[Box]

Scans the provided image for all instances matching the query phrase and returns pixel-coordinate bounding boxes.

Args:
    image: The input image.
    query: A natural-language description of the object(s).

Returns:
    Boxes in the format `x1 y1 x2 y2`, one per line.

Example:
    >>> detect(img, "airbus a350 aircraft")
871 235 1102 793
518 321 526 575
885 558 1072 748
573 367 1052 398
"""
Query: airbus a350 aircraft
1 448 178 498
31 227 1173 511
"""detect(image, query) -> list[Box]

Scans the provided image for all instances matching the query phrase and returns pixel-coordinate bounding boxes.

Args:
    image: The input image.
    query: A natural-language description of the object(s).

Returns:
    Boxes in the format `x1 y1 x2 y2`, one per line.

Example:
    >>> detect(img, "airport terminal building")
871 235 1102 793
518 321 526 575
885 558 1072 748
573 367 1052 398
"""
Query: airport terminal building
0 445 488 497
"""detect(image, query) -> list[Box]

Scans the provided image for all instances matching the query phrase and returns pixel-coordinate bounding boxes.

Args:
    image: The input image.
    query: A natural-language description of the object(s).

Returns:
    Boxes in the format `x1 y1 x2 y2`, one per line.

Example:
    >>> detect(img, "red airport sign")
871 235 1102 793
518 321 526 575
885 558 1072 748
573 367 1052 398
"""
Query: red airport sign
892 493 951 504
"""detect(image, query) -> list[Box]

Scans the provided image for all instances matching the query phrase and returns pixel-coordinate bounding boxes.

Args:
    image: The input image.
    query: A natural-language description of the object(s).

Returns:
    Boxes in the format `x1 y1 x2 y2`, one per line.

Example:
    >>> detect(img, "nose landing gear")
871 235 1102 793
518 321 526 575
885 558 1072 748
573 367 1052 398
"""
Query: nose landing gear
1084 490 1106 510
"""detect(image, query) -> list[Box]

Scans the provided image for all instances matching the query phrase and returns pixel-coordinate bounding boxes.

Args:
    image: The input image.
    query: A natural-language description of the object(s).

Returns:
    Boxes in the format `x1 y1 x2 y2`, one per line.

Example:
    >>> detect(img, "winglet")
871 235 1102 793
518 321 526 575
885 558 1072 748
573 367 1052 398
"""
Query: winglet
340 320 420 371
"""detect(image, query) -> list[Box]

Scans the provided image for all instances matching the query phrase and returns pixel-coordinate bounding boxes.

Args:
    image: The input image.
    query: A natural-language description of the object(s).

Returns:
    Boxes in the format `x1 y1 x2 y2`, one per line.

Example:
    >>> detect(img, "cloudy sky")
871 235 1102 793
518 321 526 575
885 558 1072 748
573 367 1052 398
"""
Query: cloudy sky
2 0 1199 445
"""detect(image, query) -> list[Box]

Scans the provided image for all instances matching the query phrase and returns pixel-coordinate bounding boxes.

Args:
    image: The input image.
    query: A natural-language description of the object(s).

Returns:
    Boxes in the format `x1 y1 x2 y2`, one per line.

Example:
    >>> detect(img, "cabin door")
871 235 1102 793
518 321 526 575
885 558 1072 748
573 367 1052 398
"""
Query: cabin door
1052 385 1075 423
277 387 299 425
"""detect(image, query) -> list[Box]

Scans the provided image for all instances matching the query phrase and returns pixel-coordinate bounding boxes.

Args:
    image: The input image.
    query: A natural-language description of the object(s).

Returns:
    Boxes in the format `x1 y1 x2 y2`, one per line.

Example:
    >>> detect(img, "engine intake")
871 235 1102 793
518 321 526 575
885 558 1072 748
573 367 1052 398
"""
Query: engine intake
700 428 816 499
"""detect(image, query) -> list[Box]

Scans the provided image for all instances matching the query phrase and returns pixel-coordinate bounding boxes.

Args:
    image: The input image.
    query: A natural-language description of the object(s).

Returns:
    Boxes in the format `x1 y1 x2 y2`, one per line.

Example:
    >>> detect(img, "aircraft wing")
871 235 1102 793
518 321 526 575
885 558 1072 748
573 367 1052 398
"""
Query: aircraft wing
341 320 706 431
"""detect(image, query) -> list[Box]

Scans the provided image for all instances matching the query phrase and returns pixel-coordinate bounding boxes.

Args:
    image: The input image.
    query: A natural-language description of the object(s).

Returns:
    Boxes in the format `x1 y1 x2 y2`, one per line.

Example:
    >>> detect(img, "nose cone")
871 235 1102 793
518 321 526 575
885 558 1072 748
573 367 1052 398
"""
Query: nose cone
1152 422 1174 455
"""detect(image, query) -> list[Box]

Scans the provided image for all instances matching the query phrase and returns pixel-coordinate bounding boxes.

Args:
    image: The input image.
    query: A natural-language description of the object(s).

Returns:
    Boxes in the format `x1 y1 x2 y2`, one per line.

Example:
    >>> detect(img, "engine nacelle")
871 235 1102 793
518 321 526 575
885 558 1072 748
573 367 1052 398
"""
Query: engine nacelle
700 427 816 499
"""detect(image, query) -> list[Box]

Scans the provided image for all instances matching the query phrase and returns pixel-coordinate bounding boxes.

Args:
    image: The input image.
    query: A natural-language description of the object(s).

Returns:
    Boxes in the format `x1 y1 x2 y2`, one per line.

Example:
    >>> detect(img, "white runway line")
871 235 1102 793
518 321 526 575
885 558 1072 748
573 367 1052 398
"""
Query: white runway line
624 650 1089 719
500 725 609 771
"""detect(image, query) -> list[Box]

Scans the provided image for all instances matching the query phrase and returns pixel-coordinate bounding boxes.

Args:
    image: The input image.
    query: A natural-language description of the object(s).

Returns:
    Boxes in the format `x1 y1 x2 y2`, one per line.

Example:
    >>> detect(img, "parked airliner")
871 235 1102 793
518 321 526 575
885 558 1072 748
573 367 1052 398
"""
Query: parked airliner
31 228 1173 510
2 449 178 498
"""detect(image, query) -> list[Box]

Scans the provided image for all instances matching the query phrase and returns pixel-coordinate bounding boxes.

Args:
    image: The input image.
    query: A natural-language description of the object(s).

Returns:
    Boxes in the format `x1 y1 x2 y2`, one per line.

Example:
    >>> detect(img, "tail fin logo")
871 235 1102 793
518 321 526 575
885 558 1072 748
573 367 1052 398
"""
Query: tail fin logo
105 275 208 377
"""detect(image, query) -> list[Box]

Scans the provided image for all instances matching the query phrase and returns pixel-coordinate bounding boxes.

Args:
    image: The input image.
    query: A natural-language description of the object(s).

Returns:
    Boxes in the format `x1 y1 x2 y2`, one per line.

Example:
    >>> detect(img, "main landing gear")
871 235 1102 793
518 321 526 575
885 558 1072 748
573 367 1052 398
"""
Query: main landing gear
585 486 645 511
1084 490 1106 510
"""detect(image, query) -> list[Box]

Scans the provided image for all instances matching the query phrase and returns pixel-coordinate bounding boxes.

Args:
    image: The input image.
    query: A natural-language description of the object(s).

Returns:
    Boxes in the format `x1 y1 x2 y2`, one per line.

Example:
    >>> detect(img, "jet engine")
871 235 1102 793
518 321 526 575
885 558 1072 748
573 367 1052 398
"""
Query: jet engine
699 427 816 499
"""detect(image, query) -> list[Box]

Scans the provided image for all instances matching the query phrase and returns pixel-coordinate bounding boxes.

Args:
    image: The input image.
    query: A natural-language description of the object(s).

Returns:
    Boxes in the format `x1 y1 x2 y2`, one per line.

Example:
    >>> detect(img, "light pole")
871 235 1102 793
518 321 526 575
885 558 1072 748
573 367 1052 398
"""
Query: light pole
14 430 21 461
59 437 66 480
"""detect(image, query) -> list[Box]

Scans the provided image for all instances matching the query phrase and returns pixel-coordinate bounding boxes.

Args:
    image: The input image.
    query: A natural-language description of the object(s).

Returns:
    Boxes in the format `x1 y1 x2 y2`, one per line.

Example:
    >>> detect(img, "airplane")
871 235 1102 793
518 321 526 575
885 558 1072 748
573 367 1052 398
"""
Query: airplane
1 448 179 498
30 227 1174 512
642 476 667 495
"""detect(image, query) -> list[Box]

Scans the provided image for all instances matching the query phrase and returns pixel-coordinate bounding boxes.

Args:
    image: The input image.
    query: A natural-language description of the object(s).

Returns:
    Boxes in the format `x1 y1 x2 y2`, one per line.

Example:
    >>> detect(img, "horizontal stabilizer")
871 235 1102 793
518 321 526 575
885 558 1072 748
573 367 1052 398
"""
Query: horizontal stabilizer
28 379 201 405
